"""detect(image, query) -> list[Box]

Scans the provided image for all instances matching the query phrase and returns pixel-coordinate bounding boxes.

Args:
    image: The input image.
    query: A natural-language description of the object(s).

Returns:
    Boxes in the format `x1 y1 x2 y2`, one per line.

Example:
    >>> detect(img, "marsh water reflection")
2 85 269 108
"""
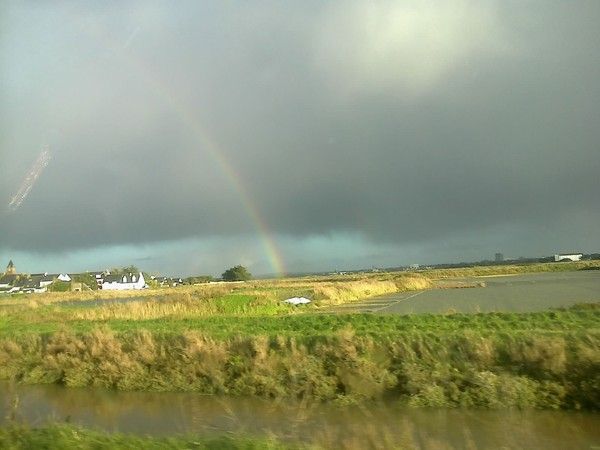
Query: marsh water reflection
1 382 598 449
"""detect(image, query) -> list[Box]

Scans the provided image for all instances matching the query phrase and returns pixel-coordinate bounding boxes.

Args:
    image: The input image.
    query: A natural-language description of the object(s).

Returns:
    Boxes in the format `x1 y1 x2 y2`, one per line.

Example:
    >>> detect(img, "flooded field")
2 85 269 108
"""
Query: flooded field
332 271 600 314
1 382 599 449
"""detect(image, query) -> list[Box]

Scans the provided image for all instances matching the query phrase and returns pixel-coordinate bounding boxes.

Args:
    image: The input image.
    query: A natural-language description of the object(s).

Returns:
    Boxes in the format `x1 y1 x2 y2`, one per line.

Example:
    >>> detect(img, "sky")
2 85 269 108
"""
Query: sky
1 1 599 277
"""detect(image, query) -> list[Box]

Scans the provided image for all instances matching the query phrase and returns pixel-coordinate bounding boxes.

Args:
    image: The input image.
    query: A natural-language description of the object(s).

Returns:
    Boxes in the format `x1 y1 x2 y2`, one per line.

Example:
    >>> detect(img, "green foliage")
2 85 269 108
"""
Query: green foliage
185 275 214 284
70 273 98 290
222 265 252 282
47 281 71 292
110 265 140 275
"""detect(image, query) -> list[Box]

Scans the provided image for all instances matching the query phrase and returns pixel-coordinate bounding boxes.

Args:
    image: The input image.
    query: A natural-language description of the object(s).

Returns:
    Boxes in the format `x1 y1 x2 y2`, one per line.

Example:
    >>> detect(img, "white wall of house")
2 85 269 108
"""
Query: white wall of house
58 274 71 282
102 273 146 291
554 254 583 262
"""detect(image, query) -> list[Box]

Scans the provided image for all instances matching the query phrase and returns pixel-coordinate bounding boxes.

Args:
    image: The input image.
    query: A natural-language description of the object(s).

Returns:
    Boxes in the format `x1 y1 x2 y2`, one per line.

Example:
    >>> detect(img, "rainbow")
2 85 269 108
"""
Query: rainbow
76 19 287 276
160 95 287 277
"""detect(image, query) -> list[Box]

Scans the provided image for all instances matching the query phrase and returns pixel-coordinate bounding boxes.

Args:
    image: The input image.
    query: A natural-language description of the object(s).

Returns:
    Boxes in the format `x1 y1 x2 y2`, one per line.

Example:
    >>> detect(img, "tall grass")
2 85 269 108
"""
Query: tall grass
312 275 432 306
70 293 295 321
0 283 235 306
1 275 434 323
0 323 597 409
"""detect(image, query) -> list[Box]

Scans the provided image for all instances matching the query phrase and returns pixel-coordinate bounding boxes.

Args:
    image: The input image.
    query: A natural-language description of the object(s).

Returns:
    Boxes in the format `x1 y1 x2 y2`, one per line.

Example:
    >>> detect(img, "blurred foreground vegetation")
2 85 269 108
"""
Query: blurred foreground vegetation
0 424 288 450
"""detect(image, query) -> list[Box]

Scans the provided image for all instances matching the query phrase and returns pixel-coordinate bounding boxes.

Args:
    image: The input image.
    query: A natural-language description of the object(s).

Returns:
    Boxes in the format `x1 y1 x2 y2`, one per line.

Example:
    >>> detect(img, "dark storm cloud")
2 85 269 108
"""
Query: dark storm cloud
1 1 599 259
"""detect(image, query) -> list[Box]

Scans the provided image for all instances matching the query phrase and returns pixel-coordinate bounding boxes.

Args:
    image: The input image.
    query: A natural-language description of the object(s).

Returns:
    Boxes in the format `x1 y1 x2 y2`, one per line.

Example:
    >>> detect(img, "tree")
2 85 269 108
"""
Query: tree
221 265 252 281
110 265 140 275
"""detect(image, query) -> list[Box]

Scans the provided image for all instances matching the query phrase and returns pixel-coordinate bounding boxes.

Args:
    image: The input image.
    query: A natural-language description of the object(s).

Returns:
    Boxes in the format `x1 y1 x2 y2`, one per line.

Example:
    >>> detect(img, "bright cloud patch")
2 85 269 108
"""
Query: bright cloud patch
314 0 510 97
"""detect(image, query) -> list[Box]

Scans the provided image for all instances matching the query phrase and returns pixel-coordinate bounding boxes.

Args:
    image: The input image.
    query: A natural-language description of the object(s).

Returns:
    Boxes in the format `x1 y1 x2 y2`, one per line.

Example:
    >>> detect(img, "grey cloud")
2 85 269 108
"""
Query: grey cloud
1 1 599 268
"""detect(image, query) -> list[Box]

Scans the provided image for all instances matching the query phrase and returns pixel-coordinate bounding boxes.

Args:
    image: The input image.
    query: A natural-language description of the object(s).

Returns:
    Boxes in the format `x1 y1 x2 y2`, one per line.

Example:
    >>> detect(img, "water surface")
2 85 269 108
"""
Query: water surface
333 271 600 314
1 382 598 449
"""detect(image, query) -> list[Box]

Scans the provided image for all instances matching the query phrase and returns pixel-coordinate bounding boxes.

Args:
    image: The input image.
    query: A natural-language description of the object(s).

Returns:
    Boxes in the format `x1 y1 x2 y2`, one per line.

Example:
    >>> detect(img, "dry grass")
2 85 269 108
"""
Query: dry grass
0 284 234 307
311 275 432 306
312 280 398 306
0 326 597 409
64 276 433 321
1 274 435 321
70 292 293 321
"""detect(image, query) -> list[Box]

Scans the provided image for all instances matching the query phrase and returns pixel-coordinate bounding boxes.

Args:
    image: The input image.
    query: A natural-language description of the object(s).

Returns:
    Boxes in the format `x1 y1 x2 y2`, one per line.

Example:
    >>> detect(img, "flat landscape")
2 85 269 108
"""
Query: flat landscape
330 271 600 314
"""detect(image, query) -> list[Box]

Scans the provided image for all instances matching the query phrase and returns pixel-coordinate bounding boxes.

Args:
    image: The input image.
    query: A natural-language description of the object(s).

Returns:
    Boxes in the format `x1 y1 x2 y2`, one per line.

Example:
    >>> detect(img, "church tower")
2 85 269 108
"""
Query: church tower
5 260 16 275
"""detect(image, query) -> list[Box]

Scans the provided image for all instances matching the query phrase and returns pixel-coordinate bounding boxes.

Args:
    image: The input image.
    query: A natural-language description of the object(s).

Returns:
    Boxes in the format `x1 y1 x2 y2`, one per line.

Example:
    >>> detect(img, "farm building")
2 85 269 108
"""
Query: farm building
554 253 583 262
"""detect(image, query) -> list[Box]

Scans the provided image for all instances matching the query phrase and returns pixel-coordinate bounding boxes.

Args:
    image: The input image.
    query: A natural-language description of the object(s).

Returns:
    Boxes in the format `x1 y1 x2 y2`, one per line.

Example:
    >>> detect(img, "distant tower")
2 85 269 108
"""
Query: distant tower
5 260 16 275
494 253 504 263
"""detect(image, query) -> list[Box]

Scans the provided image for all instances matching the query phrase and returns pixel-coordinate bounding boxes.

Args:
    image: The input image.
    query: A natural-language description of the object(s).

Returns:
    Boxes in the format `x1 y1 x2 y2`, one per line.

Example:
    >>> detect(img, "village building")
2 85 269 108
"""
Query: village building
554 253 583 262
40 273 72 287
5 260 16 275
101 272 146 290
0 274 19 289
155 276 184 287
1 261 74 294
21 275 48 294
89 272 109 288
0 260 20 290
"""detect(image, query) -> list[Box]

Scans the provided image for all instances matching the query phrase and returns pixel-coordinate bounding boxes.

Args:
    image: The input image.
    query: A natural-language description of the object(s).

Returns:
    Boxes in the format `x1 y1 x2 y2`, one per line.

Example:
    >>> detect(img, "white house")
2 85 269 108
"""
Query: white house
0 275 18 289
101 273 146 290
39 275 54 288
554 253 583 262
156 276 184 287
24 273 73 289
17 276 47 294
